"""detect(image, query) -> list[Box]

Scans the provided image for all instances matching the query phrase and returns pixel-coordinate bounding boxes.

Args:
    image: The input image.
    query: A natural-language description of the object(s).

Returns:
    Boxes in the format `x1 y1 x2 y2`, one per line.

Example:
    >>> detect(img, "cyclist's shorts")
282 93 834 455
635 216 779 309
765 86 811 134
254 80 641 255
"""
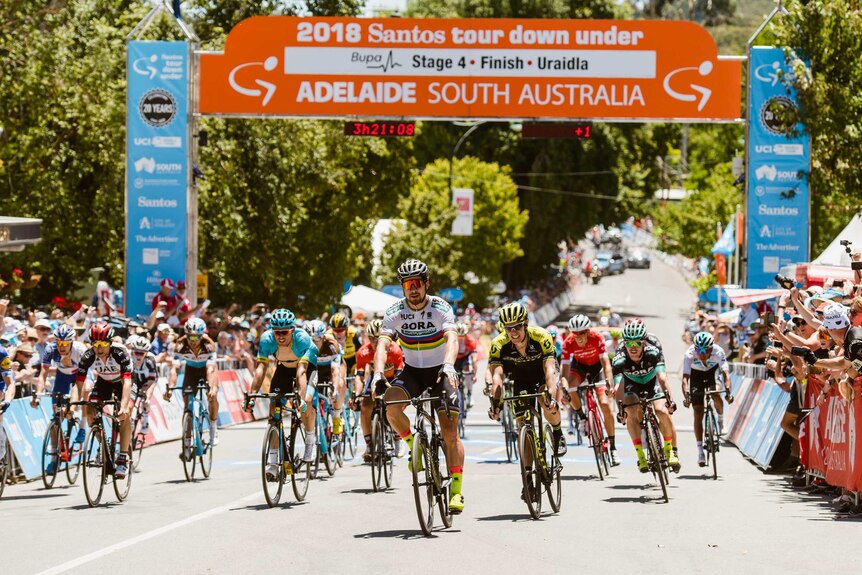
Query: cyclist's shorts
389 365 460 415
569 361 605 389
622 378 660 404
345 356 356 373
89 379 121 403
51 372 77 397
689 366 719 403
454 356 472 373
131 379 155 401
270 364 298 395
182 366 209 395
316 365 333 385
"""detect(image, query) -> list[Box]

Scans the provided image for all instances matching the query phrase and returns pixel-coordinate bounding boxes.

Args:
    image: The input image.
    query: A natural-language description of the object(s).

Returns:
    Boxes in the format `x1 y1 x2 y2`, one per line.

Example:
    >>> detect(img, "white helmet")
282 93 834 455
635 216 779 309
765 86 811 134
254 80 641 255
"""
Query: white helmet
568 314 591 332
126 335 151 352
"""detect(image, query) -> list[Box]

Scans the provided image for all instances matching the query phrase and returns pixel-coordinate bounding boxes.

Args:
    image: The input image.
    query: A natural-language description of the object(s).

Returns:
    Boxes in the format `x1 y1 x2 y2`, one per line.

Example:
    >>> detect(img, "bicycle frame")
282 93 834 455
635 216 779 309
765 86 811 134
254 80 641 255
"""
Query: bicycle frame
172 382 210 457
503 392 552 480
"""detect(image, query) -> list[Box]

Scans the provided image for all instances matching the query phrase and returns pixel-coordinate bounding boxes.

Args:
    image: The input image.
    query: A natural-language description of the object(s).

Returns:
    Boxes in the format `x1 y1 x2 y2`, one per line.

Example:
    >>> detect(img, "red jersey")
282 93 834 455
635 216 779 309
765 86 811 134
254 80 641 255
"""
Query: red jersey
151 292 177 312
561 330 607 366
457 335 478 359
355 341 404 379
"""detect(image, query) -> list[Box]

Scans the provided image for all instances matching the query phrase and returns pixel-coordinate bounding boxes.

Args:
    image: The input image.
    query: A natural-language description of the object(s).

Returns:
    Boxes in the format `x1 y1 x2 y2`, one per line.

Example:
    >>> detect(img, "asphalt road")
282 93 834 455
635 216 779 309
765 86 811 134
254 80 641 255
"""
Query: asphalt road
4 253 859 575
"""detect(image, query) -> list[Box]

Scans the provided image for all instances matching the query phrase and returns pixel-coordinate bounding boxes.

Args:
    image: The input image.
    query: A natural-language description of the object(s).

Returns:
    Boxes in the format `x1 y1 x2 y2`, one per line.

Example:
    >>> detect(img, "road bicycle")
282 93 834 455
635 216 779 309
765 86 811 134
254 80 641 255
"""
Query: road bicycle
247 392 310 506
38 393 84 489
0 400 10 499
488 377 519 462
129 391 152 472
631 393 672 503
457 372 467 439
570 378 612 480
370 395 395 492
70 398 132 507
386 392 453 537
172 380 214 482
312 381 338 478
702 389 730 480
503 390 562 519
341 376 360 462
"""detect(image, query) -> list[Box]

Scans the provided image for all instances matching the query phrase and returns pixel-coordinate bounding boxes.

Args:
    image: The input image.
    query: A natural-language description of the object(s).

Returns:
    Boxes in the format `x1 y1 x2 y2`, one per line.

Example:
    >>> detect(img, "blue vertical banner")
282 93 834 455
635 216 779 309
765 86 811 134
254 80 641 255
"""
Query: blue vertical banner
746 46 810 288
126 41 189 317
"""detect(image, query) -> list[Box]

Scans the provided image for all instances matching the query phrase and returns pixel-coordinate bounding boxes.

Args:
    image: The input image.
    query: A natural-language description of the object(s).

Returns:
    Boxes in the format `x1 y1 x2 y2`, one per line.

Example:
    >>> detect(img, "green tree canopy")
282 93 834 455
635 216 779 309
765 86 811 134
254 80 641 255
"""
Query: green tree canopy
379 157 527 304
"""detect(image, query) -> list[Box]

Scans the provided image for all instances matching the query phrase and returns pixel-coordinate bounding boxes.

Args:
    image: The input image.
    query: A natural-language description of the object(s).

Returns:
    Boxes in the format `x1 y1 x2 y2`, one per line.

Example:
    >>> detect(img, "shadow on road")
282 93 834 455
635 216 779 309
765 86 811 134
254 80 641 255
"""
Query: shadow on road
231 502 307 511
341 488 396 495
677 474 721 481
354 529 455 540
560 475 596 481
605 483 652 490
603 496 667 504
0 492 69 502
476 513 536 522
57 502 124 510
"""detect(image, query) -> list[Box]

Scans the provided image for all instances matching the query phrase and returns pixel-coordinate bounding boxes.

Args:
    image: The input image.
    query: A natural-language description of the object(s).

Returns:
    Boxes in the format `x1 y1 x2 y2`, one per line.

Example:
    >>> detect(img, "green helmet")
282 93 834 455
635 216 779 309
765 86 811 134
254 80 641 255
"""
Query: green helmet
622 318 646 341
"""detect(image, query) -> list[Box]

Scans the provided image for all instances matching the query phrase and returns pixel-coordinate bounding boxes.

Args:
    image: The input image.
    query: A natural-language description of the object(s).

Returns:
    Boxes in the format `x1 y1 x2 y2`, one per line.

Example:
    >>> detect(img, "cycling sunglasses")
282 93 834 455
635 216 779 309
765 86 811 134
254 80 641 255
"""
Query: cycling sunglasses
273 329 294 337
695 345 712 354
92 341 110 348
401 278 423 290
624 339 643 348
574 330 589 337
504 323 525 332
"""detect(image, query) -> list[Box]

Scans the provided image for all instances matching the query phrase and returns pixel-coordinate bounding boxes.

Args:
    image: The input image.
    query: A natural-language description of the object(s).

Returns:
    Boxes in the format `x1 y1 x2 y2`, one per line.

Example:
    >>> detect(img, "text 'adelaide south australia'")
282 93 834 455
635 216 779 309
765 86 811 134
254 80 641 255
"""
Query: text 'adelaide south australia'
296 80 645 107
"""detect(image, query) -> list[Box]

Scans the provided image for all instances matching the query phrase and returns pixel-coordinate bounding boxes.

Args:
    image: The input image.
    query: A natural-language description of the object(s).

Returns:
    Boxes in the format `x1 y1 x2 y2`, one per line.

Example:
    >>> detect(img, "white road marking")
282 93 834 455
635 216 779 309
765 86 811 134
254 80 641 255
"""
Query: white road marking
35 492 259 575
485 446 505 455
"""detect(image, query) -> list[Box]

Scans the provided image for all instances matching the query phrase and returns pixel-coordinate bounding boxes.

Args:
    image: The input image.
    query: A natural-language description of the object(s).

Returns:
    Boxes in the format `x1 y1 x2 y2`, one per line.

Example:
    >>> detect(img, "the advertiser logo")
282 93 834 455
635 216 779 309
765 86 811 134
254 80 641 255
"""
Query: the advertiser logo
137 196 178 208
754 164 803 183
758 205 799 217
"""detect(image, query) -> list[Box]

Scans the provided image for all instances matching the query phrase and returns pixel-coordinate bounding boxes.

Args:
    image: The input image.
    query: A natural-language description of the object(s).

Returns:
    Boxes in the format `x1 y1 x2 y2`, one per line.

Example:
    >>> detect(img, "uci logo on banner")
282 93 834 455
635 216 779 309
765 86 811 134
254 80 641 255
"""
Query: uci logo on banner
126 41 189 318
198 17 742 121
745 47 810 289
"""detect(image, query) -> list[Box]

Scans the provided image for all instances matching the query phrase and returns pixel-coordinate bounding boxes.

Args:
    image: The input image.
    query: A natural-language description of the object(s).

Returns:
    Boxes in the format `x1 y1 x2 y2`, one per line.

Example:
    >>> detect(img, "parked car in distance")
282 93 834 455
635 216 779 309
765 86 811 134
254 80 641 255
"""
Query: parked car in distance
626 248 651 269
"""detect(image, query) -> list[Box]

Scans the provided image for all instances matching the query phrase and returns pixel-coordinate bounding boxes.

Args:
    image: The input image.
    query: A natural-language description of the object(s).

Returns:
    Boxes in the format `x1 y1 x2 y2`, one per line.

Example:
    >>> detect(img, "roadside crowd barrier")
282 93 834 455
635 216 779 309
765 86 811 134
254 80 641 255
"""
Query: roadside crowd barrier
725 362 862 493
2 359 270 481
534 287 578 327
799 377 862 492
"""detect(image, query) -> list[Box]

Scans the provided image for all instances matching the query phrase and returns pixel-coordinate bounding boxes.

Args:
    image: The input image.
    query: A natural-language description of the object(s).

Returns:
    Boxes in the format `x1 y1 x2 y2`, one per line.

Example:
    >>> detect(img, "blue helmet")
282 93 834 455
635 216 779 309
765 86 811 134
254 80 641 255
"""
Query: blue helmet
694 331 714 353
53 324 76 342
270 308 296 330
184 317 207 336
545 324 559 338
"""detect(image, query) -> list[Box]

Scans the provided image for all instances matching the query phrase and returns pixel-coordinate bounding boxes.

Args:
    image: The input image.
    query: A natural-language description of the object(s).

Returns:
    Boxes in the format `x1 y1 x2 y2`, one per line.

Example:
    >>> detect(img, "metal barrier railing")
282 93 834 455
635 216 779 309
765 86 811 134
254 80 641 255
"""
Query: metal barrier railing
729 362 767 380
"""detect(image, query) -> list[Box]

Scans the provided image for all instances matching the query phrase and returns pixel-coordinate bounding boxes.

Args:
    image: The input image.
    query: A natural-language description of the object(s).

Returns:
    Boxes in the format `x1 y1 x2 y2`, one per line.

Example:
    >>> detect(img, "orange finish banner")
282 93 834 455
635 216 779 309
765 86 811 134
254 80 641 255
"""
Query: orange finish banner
199 17 742 121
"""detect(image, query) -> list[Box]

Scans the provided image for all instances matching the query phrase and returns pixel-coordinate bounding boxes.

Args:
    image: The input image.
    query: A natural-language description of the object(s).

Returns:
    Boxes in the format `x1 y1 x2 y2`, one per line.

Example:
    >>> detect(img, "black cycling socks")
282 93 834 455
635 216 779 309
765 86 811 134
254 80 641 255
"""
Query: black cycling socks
609 435 616 450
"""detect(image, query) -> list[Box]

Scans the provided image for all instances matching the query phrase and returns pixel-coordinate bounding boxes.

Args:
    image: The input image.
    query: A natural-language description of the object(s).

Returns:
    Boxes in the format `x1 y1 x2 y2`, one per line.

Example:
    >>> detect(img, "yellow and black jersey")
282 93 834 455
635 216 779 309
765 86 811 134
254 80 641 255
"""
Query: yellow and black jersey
489 325 555 384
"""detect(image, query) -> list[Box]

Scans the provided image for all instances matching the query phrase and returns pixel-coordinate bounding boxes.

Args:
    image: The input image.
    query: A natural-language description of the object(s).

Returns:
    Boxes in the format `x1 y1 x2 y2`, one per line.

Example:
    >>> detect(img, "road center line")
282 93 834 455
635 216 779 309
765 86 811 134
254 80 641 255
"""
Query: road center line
35 492 259 575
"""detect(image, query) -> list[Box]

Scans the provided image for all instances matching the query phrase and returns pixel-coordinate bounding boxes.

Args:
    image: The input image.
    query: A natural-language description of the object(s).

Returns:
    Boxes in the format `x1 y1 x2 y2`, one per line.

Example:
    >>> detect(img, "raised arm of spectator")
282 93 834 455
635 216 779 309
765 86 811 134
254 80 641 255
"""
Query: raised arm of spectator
789 288 821 328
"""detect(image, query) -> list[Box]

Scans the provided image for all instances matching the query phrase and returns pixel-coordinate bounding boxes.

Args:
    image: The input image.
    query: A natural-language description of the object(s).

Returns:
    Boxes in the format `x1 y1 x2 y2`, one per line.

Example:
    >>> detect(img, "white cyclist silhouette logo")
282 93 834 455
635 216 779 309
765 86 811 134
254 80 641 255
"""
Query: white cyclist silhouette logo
663 60 714 112
754 61 782 86
133 54 158 79
229 56 279 107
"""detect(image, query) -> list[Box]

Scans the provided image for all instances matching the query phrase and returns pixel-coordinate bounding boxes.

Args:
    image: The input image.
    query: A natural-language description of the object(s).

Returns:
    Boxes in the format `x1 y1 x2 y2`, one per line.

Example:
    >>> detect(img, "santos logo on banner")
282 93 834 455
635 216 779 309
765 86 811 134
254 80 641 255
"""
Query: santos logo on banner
745 46 810 288
451 187 474 236
126 41 189 317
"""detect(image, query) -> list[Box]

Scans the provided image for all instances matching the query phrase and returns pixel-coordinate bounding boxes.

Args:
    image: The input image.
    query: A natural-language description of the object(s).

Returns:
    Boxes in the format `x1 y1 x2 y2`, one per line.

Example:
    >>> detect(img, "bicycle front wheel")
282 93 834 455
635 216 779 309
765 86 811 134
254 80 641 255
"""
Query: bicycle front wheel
199 417 213 479
705 409 718 480
371 413 384 492
411 433 435 536
182 412 196 482
645 420 669 503
82 428 106 507
383 423 395 489
41 421 60 489
518 424 542 519
131 417 145 473
543 424 562 513
290 424 310 501
322 411 337 477
588 410 604 481
0 439 9 499
432 435 452 528
262 423 284 507
66 419 83 485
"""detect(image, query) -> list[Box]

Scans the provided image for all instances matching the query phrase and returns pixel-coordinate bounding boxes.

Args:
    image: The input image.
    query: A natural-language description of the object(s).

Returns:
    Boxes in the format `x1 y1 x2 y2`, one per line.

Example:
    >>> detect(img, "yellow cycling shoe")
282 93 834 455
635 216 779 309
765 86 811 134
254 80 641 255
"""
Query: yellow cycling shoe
449 493 465 514
332 418 344 435
637 457 649 473
667 452 681 473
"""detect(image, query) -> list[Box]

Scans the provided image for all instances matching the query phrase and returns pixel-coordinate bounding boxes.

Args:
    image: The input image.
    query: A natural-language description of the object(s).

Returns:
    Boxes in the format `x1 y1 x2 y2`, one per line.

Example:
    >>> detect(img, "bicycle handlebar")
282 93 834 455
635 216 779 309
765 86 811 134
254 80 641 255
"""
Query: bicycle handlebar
69 399 121 408
247 392 299 400
385 396 442 407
